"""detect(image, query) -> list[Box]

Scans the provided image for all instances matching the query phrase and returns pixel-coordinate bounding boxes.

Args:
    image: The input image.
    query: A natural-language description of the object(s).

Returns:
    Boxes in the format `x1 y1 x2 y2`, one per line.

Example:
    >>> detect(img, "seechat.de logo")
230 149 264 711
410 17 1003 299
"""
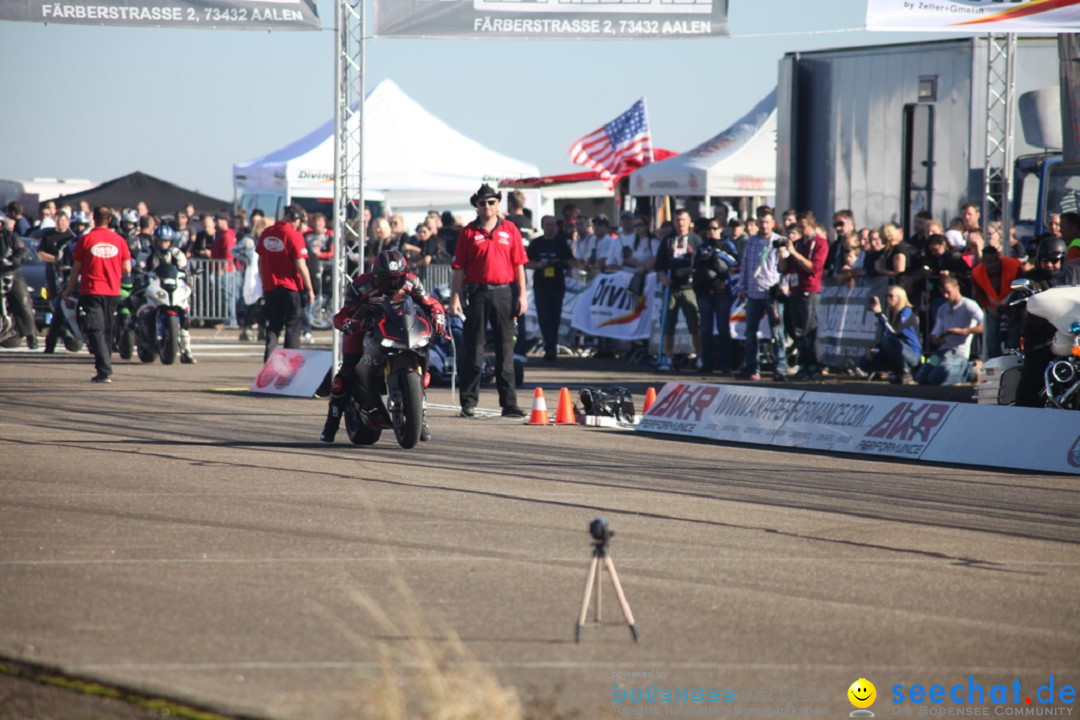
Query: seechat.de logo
891 676 1075 715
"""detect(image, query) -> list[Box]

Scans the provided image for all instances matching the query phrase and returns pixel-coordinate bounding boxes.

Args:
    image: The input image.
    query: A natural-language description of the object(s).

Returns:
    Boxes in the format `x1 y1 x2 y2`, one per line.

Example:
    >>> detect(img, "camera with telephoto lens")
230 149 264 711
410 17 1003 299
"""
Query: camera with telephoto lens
772 238 787 249
590 517 613 544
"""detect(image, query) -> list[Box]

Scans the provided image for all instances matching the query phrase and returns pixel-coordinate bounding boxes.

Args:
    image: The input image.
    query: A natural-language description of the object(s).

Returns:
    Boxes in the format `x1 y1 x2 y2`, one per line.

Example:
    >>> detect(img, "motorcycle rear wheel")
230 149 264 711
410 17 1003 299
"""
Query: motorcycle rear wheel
393 371 424 449
345 399 382 445
159 315 179 365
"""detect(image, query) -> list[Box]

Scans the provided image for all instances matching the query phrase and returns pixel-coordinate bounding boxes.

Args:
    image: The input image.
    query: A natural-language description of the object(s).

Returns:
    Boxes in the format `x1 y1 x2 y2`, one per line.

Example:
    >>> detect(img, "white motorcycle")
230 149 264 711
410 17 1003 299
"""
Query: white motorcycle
976 281 1080 409
133 265 192 365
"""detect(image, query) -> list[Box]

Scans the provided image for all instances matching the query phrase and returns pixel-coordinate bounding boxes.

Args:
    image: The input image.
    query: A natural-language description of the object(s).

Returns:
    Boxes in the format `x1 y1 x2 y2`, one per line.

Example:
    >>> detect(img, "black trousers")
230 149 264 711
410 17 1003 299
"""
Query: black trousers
534 284 564 355
263 287 304 362
1016 344 1052 408
788 291 821 371
4 272 36 338
460 284 516 410
79 294 118 377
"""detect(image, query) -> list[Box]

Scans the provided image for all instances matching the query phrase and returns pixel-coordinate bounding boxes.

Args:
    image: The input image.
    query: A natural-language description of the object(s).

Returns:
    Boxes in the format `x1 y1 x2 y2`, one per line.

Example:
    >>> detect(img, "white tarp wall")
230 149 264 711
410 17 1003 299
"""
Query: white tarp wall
629 89 777 198
233 79 538 209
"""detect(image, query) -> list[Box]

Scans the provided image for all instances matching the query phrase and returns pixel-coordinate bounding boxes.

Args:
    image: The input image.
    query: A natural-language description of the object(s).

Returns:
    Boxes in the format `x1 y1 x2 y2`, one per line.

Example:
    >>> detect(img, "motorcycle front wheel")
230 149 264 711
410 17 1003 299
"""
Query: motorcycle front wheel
345 398 382 446
62 328 84 353
392 371 424 449
116 327 133 359
310 296 333 330
159 315 179 365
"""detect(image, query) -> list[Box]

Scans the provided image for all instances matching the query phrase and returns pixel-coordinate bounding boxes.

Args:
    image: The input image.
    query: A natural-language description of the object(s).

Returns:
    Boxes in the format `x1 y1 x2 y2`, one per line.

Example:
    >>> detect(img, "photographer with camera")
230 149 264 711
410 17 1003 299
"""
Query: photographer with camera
735 208 788 381
779 212 828 380
693 220 738 373
526 215 575 363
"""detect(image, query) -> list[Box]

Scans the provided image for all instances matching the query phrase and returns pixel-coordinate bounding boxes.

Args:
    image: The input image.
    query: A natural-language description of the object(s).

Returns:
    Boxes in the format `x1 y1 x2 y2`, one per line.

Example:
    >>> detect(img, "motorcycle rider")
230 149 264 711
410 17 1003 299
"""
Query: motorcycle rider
143 225 196 364
1016 237 1076 407
0 210 38 349
320 249 446 444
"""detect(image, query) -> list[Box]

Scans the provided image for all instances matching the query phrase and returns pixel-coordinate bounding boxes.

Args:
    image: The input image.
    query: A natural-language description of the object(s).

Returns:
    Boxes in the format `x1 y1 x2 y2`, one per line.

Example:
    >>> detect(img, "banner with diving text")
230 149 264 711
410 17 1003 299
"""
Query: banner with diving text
572 270 656 341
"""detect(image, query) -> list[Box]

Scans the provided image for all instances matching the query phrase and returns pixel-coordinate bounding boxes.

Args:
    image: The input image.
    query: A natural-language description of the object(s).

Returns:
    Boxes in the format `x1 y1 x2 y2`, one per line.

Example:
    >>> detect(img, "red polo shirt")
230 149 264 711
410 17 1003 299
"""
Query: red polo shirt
452 218 526 284
212 228 237 272
257 221 308 292
73 226 131 296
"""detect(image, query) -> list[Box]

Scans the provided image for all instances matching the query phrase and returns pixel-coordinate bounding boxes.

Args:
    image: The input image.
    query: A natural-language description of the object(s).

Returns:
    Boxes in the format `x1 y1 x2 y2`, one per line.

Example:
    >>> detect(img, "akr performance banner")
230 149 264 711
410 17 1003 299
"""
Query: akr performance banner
375 0 729 39
866 0 1080 33
0 0 321 29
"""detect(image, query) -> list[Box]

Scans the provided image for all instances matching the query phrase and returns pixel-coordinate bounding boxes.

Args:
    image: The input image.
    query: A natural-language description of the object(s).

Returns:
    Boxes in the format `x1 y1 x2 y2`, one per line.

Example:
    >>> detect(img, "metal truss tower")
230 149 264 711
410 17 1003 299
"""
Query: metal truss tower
331 0 365 362
982 33 1016 252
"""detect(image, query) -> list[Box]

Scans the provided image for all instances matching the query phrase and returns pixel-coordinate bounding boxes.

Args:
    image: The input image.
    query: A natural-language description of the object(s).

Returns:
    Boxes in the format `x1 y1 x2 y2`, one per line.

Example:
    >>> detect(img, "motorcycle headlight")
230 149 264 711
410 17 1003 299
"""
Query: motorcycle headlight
153 289 168 302
416 336 430 347
380 338 396 348
1071 321 1080 336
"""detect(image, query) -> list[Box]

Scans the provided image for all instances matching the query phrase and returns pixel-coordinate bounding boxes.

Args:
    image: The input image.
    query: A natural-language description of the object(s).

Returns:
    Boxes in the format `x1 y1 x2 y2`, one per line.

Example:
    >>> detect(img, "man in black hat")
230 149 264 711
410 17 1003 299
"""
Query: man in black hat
448 184 528 417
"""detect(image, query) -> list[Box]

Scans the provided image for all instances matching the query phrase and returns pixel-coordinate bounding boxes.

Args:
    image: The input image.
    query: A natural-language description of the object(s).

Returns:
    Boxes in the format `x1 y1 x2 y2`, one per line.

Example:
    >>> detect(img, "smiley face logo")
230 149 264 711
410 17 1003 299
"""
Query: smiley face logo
848 678 876 709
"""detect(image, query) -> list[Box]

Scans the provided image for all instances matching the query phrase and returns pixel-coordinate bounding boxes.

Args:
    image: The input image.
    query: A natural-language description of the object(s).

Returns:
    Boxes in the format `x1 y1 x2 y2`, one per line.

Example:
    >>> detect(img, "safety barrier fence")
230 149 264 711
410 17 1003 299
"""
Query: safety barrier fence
187 258 233 323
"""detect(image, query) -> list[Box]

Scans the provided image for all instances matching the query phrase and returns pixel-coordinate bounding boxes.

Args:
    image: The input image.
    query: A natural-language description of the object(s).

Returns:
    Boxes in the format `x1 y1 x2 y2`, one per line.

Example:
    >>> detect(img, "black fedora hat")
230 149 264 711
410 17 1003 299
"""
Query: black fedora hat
470 183 502 207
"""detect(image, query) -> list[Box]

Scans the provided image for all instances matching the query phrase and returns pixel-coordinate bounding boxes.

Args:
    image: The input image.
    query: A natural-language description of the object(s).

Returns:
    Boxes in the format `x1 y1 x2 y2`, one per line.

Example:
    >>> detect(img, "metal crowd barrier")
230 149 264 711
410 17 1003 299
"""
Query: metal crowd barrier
187 258 231 322
422 262 452 291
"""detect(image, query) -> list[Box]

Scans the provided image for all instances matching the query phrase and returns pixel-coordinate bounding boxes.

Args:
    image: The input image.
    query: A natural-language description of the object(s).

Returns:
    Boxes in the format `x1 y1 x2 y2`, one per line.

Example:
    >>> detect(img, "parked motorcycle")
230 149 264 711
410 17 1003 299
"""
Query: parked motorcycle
114 281 136 359
309 259 334 331
133 265 192 365
976 280 1080 409
58 296 85 352
343 294 434 449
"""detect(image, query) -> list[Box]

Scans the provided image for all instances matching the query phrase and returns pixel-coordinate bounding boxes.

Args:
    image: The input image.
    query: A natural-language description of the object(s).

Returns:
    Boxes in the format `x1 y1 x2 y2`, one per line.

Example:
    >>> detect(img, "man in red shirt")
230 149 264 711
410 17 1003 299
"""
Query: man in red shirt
62 205 133 383
256 204 315 362
449 184 528 417
780 211 829 380
213 211 238 326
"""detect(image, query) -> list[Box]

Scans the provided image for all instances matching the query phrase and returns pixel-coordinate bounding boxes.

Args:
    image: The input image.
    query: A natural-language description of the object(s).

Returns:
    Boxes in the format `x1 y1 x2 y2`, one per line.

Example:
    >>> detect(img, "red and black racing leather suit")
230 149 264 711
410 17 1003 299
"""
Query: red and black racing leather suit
328 271 445 413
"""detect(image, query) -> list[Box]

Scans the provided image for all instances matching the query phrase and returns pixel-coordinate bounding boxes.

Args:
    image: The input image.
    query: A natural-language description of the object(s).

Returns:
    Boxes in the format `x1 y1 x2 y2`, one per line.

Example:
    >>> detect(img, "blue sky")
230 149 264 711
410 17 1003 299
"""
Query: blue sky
0 0 946 204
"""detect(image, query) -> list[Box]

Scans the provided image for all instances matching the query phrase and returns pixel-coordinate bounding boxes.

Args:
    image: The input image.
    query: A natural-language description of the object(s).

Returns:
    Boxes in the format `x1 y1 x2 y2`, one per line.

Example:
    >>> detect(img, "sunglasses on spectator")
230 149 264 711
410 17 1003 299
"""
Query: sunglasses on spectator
479 199 498 206
708 225 721 230
833 222 845 228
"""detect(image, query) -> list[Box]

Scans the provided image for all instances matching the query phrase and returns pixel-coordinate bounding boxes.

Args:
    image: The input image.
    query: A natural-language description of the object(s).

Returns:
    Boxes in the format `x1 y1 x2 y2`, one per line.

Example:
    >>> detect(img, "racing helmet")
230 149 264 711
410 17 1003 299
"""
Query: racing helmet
373 249 408 294
70 210 91 226
154 225 177 244
121 208 139 225
1036 236 1067 264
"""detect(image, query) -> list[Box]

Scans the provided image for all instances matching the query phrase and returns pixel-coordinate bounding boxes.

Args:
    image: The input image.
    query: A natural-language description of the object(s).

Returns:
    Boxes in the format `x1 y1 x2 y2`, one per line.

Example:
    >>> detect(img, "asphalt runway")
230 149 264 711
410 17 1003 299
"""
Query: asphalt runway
1 336 1078 719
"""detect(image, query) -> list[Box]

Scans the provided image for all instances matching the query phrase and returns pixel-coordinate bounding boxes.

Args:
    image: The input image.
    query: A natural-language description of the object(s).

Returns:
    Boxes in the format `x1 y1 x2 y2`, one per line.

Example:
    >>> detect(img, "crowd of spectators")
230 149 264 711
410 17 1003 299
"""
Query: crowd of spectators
4 193 1075 391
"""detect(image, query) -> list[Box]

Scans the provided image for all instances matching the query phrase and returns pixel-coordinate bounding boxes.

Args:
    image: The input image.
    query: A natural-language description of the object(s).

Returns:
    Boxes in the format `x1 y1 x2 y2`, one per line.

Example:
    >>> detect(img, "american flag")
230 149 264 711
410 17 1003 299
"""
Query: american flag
568 98 654 191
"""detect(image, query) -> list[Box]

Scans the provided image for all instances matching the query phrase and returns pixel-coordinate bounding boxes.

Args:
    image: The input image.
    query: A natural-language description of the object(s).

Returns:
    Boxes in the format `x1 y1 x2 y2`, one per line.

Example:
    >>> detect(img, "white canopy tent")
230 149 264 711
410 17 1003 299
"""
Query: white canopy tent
629 89 777 198
233 79 539 211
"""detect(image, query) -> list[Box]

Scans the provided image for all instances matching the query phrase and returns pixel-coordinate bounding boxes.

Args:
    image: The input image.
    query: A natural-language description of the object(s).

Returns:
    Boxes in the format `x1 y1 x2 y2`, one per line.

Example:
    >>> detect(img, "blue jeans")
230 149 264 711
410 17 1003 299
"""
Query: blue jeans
742 295 786 375
916 348 972 386
698 291 733 371
223 270 238 326
861 333 921 375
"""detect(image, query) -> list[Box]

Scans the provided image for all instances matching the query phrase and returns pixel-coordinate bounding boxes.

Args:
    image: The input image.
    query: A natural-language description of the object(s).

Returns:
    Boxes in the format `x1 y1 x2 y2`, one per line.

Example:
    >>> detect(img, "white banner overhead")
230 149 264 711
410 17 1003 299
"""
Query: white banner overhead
865 0 1080 33
0 0 321 29
375 0 730 39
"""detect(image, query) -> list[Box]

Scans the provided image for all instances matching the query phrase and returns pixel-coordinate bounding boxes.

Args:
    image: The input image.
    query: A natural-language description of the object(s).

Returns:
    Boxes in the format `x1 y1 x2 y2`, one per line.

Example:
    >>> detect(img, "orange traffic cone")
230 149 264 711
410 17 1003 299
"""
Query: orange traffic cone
643 387 657 414
555 387 577 425
528 387 550 425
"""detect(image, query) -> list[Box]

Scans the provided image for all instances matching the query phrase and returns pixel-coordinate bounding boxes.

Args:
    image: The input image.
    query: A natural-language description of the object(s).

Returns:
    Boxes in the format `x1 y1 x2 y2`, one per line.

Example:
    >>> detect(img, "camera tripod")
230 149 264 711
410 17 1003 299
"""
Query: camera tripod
575 536 640 643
